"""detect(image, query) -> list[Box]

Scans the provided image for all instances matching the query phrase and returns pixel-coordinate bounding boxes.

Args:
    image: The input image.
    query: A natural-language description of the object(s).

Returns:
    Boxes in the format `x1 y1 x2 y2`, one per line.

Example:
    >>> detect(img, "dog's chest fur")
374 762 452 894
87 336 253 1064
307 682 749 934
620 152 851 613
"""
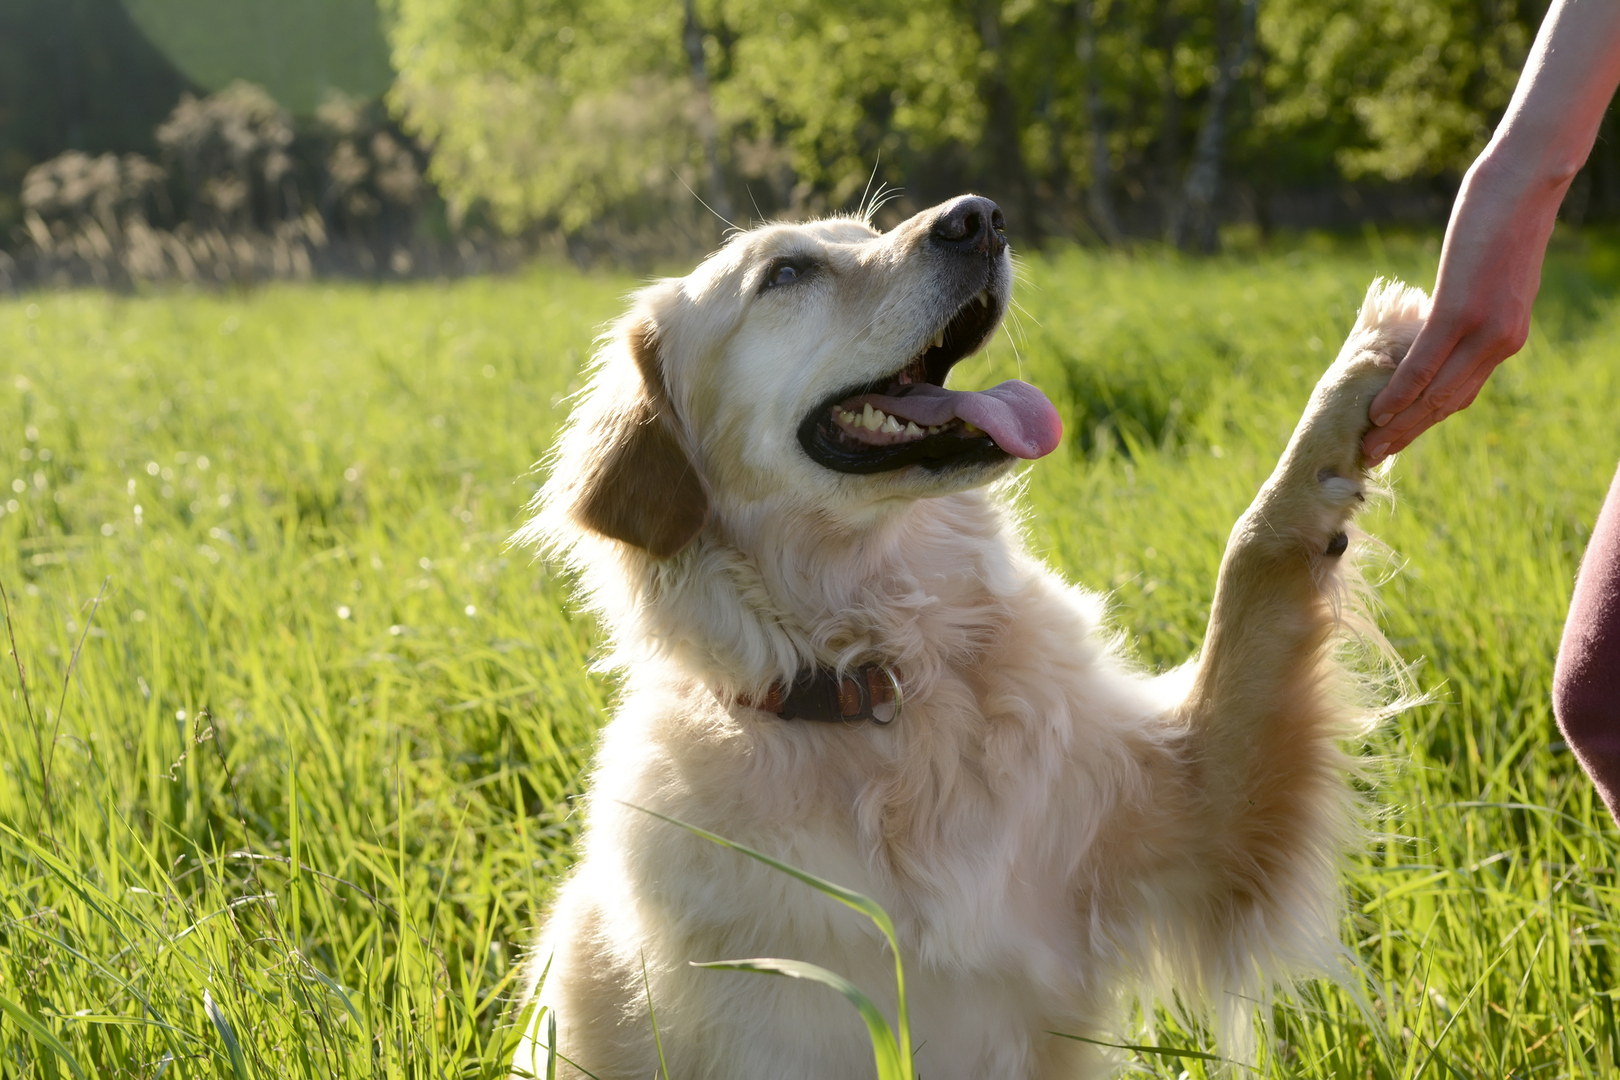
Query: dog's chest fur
560 492 1181 1072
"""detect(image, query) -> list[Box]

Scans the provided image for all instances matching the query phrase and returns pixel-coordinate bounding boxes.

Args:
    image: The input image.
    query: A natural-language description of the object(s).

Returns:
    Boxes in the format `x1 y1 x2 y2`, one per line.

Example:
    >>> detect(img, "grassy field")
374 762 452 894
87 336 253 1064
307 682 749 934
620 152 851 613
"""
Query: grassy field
2 231 1619 1078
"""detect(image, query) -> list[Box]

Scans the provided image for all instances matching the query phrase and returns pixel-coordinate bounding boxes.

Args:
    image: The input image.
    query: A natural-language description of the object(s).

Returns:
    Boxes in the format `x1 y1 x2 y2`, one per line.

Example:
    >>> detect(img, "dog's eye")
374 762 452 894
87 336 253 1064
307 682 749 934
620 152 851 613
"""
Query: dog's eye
761 258 813 292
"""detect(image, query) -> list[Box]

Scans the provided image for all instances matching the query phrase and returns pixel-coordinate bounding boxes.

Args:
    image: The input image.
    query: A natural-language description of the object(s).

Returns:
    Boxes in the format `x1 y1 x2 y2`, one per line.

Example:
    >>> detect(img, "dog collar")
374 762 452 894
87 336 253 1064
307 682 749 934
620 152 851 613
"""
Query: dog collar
740 664 902 724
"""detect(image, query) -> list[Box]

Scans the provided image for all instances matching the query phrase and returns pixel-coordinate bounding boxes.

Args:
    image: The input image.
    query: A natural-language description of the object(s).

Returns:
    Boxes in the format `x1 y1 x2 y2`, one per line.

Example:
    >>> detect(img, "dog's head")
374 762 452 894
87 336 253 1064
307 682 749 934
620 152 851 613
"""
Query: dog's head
535 196 1062 561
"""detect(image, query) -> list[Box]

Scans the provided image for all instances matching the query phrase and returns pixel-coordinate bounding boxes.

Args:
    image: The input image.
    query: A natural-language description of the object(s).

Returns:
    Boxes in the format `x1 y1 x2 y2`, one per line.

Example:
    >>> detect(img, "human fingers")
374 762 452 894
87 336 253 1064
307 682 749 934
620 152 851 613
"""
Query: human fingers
1363 402 1443 465
1452 381 1484 412
1366 317 1464 427
1363 351 1499 463
1364 410 1439 463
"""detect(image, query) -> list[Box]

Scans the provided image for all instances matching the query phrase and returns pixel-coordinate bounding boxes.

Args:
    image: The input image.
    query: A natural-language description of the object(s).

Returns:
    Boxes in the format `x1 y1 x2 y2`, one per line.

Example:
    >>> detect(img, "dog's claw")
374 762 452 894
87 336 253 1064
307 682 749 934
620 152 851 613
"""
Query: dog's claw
1325 531 1349 557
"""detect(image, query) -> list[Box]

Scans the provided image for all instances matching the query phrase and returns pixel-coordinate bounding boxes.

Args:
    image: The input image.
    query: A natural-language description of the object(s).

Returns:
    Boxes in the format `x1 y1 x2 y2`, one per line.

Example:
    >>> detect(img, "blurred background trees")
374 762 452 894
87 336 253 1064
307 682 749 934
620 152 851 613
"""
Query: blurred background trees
2 0 1613 283
0 0 458 286
386 0 1582 252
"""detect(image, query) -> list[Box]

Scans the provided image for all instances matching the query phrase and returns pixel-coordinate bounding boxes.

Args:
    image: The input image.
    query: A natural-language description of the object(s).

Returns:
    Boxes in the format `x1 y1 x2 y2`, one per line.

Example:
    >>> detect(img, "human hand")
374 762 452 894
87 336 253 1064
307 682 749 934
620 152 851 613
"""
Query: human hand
1361 0 1620 465
1361 159 1558 465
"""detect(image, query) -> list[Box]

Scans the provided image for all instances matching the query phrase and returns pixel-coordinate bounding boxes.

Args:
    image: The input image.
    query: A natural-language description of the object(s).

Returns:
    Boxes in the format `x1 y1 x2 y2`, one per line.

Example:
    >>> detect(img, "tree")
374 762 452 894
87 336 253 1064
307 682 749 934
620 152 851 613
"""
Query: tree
1169 0 1257 251
384 0 705 235
1258 0 1535 185
380 0 1568 250
1077 0 1123 244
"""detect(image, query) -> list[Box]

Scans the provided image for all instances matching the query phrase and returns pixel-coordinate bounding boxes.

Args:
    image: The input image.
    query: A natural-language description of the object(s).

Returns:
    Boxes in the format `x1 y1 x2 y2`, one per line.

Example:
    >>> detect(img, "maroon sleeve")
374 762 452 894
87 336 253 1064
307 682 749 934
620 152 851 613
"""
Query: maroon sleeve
1554 461 1620 827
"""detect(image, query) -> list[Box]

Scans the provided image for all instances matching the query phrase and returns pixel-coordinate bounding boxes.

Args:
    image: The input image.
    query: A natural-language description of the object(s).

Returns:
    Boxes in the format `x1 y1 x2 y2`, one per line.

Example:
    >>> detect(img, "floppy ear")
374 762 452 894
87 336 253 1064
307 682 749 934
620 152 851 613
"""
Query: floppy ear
568 320 711 558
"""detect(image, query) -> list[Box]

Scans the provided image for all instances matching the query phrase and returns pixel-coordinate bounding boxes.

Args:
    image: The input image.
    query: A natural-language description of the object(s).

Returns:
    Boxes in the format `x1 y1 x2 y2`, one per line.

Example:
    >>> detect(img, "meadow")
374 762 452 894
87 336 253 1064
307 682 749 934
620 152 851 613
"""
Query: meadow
1 230 1619 1078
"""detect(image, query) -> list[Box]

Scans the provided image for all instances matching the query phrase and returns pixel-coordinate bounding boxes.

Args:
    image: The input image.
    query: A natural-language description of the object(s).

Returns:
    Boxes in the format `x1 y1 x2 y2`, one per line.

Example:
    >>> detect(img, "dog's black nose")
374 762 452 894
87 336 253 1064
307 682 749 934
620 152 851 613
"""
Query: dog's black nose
929 196 1006 256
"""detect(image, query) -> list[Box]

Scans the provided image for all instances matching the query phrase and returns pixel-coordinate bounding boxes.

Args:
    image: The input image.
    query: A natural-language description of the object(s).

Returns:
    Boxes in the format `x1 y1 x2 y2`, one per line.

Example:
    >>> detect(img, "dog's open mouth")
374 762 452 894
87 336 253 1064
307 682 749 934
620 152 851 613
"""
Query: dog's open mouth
798 288 1063 474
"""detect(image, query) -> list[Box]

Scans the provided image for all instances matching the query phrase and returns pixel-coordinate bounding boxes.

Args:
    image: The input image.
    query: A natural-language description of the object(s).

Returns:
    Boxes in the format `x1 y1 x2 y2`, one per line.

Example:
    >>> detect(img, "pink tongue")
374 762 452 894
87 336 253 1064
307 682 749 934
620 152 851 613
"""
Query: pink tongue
852 380 1063 460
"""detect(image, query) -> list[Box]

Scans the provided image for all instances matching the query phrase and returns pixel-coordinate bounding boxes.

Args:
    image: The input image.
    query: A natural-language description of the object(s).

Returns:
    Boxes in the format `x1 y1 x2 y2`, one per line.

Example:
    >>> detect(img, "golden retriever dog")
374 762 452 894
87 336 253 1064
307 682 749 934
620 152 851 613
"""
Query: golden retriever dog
511 195 1425 1078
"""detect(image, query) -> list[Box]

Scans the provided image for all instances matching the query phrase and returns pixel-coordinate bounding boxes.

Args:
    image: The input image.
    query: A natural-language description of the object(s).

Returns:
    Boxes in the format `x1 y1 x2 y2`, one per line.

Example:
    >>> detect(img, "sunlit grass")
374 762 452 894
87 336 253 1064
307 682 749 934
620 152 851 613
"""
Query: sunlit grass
2 231 1618 1077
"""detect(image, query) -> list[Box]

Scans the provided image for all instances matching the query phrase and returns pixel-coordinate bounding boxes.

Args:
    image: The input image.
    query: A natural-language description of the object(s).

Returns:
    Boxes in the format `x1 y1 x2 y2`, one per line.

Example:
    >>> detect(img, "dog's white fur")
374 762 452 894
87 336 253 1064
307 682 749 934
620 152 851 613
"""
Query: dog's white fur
511 201 1426 1079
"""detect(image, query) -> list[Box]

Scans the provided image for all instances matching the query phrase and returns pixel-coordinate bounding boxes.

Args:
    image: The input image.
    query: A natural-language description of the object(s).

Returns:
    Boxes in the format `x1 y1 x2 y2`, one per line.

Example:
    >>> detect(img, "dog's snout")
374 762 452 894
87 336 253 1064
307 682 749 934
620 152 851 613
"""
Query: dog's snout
929 196 1006 256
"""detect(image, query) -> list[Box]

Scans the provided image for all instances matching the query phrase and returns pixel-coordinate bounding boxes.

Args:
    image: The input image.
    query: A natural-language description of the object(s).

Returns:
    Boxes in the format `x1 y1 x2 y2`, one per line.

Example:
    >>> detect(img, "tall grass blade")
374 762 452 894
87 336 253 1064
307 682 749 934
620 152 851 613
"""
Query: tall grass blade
693 958 907 1080
630 803 914 1078
0 993 91 1080
641 953 670 1080
1047 1028 1244 1069
547 1011 558 1080
203 989 254 1080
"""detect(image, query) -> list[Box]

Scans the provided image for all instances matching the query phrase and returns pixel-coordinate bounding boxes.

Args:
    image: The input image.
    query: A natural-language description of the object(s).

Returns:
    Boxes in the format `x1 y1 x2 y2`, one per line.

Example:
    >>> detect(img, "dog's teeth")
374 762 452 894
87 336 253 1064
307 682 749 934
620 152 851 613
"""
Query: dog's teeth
976 290 990 307
881 415 903 434
927 425 941 435
932 329 945 349
905 421 923 437
863 403 877 429
838 409 856 425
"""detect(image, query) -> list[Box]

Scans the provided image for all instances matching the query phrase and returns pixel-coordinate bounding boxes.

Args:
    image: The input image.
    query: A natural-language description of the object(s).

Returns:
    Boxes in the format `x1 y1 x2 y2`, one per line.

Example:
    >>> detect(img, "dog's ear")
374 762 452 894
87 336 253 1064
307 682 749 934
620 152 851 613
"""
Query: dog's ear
568 320 710 558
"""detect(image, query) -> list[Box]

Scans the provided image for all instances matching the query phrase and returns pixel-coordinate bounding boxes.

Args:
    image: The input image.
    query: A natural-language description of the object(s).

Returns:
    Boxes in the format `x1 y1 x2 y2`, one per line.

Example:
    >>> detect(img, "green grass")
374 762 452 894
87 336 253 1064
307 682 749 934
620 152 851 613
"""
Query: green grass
1 229 1619 1077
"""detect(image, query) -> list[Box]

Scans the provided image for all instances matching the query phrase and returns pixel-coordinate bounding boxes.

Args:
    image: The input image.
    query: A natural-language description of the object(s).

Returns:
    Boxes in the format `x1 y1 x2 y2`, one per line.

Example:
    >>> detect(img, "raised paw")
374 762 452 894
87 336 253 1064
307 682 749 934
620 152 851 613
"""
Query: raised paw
1245 279 1429 556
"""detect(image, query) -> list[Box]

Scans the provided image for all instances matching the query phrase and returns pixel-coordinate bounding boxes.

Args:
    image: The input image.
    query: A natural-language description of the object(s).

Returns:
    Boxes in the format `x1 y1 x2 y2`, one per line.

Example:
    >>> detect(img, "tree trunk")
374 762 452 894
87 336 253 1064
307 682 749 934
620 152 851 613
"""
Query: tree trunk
1155 0 1183 233
682 0 734 227
978 0 1042 242
1168 0 1257 251
1077 0 1121 244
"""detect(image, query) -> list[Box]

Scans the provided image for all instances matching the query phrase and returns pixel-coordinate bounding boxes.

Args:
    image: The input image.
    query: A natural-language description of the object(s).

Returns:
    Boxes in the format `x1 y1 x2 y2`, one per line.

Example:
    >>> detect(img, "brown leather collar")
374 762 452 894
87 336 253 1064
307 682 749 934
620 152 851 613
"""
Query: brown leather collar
739 664 902 724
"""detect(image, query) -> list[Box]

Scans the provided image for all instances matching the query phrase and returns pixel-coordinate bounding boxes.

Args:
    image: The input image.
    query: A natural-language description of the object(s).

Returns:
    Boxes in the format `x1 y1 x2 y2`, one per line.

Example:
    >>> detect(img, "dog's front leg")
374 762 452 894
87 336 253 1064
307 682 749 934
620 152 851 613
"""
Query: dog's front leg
1188 348 1392 805
1168 291 1421 966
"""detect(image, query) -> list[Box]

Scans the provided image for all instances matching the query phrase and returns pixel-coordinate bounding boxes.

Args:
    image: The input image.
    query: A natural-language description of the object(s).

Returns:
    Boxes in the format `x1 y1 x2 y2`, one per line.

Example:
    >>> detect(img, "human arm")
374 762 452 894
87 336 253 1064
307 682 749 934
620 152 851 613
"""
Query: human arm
1363 0 1620 465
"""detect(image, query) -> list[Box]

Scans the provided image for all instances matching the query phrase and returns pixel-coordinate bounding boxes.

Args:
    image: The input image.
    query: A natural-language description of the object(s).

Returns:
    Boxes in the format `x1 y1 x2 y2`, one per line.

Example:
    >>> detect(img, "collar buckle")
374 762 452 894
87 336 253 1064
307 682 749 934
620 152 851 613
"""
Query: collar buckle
744 663 903 724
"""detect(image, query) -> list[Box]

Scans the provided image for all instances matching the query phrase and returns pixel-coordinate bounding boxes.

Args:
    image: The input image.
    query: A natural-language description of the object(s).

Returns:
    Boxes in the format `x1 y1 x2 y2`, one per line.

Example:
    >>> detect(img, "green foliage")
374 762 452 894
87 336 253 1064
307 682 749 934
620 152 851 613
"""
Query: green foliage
383 0 1258 237
123 0 394 116
714 3 986 206
1260 0 1533 183
0 0 1596 251
2 233 1620 1074
383 0 701 233
382 0 1566 242
0 271 624 1077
